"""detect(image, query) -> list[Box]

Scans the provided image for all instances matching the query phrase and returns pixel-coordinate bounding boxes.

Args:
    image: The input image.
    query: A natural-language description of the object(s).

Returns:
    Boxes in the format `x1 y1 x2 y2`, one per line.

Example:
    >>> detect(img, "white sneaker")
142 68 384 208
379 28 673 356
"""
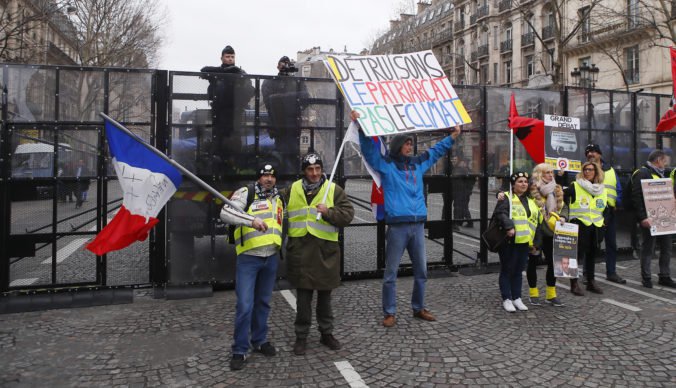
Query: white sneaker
503 299 516 312
512 298 529 311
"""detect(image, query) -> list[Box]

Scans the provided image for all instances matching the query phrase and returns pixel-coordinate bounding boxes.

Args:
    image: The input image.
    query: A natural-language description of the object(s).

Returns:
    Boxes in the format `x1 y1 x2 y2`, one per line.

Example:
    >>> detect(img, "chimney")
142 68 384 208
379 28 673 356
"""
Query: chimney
417 1 430 14
390 19 400 29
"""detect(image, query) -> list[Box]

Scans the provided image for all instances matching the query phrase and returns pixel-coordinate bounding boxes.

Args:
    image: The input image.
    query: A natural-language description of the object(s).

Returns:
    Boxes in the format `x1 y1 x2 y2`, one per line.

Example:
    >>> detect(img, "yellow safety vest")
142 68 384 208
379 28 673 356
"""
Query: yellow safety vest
234 194 284 255
603 167 618 207
506 192 541 245
568 182 607 227
287 180 339 242
670 169 675 186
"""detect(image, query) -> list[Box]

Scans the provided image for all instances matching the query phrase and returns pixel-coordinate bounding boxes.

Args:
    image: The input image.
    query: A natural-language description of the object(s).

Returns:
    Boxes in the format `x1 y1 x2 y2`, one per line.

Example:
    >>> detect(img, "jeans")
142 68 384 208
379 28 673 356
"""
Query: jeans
231 253 279 355
604 208 618 276
639 227 672 280
382 222 427 316
295 289 333 339
498 242 529 300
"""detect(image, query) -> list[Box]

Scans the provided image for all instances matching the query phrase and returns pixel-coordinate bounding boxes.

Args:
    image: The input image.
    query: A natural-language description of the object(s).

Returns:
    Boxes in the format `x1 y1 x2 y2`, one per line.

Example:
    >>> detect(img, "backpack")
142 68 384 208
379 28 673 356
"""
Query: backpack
227 185 256 245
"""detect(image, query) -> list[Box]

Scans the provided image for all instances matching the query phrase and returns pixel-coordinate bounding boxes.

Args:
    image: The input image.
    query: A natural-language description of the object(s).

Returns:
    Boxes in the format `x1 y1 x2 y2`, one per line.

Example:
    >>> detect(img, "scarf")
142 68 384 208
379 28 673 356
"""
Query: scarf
538 179 559 213
254 182 279 200
302 175 326 195
646 161 665 178
576 178 605 196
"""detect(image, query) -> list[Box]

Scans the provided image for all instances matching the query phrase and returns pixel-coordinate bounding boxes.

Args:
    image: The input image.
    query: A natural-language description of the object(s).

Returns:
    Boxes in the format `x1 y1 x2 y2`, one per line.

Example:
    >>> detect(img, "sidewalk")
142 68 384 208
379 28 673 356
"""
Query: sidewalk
1 259 674 387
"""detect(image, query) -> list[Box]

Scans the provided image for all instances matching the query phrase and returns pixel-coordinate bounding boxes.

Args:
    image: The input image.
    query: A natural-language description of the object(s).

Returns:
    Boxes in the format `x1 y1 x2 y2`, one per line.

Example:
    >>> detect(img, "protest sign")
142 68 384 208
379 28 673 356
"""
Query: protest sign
324 51 472 136
553 222 579 278
544 114 582 172
640 178 676 236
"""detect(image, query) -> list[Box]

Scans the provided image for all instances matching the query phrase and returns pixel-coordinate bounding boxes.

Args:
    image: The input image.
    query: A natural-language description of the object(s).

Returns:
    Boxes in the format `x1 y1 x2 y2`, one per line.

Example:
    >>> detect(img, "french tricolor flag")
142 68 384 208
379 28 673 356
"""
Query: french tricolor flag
86 118 182 255
344 122 386 221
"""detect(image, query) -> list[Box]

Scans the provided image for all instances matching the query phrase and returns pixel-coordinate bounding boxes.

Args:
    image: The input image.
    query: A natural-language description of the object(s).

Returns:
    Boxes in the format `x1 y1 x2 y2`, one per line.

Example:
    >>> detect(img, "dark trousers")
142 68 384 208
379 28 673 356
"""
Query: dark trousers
639 227 672 280
604 208 618 276
527 235 556 288
295 289 333 339
498 242 529 300
577 223 600 281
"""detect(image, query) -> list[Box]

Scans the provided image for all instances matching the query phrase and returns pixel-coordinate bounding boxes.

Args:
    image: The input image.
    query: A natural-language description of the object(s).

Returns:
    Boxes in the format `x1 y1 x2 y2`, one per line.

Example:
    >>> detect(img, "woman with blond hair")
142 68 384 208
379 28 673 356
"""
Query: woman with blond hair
527 163 565 306
563 161 607 295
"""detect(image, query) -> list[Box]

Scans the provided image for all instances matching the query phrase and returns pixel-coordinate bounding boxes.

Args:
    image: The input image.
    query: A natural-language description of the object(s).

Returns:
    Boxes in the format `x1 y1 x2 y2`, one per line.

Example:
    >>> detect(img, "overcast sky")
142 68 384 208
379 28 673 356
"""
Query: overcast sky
160 0 410 75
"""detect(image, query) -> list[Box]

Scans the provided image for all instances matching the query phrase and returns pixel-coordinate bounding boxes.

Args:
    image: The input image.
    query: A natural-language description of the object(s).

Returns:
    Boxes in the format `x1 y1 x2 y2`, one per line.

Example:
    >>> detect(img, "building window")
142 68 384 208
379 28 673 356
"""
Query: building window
481 64 489 84
628 0 639 27
625 45 639 84
525 55 534 78
301 135 310 145
494 63 498 84
579 6 591 42
504 60 512 84
493 26 498 46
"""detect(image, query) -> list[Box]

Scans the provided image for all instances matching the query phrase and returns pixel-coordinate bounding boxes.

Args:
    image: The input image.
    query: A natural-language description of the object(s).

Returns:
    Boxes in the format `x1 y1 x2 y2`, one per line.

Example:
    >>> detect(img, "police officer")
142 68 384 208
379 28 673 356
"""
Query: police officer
584 144 626 284
284 153 354 355
220 163 283 371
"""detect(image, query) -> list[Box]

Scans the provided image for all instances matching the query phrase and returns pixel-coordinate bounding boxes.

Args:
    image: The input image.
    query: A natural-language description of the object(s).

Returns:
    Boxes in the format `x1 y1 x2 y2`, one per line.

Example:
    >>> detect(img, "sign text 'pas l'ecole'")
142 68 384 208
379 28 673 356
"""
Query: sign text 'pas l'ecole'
325 51 472 136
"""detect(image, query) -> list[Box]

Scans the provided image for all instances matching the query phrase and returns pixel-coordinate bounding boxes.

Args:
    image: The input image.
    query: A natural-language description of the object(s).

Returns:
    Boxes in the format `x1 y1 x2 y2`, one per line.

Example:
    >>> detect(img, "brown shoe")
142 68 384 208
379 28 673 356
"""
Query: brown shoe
382 314 396 327
570 279 585 296
320 334 341 350
413 309 436 321
586 280 603 294
293 338 307 356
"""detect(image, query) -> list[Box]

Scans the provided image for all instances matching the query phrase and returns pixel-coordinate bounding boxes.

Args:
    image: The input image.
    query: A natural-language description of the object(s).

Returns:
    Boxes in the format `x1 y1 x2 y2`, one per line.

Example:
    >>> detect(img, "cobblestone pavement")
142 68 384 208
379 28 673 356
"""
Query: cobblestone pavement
1 258 674 387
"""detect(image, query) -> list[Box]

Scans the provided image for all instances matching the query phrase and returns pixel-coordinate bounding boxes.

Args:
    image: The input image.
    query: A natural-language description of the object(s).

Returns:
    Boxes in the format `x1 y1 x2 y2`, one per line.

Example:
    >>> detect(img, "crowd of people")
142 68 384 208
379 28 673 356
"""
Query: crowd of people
202 46 675 369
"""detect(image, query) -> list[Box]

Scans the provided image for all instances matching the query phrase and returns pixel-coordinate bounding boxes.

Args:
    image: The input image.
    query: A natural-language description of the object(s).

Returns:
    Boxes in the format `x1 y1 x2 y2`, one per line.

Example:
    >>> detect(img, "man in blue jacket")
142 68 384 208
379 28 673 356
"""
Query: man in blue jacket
353 111 462 327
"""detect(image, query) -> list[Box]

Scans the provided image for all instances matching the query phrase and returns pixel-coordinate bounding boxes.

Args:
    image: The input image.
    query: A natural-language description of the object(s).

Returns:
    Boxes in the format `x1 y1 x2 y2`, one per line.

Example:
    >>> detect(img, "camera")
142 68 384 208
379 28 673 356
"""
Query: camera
280 61 298 75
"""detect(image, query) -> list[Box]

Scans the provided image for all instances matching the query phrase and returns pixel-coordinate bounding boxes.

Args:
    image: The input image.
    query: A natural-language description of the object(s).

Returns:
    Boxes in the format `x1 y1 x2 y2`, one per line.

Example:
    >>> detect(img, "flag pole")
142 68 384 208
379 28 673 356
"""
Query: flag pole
316 131 349 220
509 123 514 219
100 112 241 211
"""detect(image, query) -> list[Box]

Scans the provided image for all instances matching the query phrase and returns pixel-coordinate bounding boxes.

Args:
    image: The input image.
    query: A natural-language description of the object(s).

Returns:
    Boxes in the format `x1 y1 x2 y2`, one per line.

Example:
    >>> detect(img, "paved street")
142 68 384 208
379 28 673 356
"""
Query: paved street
1 258 674 387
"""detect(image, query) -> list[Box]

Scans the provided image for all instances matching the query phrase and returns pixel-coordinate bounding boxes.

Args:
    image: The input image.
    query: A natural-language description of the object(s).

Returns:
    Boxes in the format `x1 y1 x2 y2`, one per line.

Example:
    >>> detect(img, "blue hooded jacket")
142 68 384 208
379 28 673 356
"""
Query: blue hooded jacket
359 130 454 224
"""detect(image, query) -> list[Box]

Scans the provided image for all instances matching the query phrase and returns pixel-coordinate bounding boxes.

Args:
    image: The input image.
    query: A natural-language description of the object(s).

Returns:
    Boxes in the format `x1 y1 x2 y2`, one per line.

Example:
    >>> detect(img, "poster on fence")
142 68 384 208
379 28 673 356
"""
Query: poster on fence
323 51 472 137
640 178 676 236
553 222 579 278
544 114 583 172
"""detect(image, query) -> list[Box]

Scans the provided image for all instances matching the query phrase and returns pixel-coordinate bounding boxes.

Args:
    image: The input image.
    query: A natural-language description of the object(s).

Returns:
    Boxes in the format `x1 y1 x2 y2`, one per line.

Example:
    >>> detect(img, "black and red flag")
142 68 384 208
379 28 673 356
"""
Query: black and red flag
507 93 545 163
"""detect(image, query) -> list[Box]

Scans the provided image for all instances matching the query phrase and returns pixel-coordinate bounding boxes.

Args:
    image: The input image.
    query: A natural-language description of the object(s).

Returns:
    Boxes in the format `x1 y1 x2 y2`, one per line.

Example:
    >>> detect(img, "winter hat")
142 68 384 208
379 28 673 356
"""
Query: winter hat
301 153 323 170
389 134 413 156
222 45 235 55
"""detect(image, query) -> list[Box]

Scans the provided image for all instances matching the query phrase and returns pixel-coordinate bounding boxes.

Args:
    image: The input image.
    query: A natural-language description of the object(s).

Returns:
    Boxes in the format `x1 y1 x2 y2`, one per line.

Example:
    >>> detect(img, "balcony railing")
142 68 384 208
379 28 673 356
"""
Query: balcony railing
521 32 534 47
455 60 465 69
578 19 645 44
500 39 513 53
454 20 465 31
471 51 478 62
477 5 489 19
470 14 478 25
542 25 555 41
624 69 639 84
478 44 489 58
434 28 454 45
498 0 511 12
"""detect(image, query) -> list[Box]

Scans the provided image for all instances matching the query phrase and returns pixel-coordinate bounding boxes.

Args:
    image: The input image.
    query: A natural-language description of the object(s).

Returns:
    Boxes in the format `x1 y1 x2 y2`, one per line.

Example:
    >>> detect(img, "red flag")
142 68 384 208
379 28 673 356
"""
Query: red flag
670 47 676 95
657 106 676 132
370 181 384 221
508 94 545 164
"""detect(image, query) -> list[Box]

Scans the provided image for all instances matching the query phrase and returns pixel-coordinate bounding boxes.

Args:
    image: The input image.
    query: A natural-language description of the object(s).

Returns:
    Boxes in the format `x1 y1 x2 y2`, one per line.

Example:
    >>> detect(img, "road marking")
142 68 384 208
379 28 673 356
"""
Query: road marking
623 278 676 294
593 278 676 305
41 237 91 264
602 298 641 312
334 361 368 388
616 265 628 269
9 278 38 287
556 283 570 290
281 290 297 312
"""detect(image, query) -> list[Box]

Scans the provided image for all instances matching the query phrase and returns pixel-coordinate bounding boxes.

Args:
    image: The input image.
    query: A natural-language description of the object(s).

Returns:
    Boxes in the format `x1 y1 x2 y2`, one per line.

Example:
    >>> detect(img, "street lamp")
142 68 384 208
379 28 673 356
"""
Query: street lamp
570 63 599 88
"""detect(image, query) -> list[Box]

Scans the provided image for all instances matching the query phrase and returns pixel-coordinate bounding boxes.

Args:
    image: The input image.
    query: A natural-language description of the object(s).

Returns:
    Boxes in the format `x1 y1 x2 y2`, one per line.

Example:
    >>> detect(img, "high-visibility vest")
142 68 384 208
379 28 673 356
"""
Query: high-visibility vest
603 167 618 207
670 169 675 186
506 192 541 245
234 195 283 255
287 180 339 242
568 182 607 227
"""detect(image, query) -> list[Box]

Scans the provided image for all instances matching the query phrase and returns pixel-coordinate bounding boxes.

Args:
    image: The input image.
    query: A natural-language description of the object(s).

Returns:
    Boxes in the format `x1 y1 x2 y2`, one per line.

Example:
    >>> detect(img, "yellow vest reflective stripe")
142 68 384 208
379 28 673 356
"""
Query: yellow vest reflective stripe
603 167 618 207
234 195 284 255
568 183 607 227
670 169 675 186
506 192 541 245
287 180 339 241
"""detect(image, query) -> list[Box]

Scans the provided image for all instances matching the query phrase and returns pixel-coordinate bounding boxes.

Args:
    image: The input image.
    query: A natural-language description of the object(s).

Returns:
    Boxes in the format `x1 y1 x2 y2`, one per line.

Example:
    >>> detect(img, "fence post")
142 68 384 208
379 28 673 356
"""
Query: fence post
150 70 169 287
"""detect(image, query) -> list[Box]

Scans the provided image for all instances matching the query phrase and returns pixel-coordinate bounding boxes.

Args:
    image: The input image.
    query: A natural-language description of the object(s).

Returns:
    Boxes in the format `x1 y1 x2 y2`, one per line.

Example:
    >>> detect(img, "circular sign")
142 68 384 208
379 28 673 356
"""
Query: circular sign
557 158 569 170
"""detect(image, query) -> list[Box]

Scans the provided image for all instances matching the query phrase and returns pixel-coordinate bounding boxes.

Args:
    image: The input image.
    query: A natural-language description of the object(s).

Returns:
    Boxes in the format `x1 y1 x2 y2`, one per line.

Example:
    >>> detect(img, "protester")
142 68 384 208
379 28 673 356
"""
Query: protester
200 45 254 171
493 172 542 312
562 161 607 295
526 163 565 306
74 159 90 208
220 164 283 371
629 150 676 288
584 144 626 284
284 153 354 355
353 110 461 327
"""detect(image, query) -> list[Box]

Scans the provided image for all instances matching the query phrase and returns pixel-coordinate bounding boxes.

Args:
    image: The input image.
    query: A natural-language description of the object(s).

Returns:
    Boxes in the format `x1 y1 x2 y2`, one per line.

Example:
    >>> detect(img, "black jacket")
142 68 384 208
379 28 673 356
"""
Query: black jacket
630 163 666 222
200 64 255 134
493 192 542 247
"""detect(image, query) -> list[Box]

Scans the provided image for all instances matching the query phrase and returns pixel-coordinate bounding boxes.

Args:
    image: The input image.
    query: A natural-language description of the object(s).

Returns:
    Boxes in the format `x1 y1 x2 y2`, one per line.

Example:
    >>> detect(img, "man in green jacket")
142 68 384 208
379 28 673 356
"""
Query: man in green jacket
284 153 354 355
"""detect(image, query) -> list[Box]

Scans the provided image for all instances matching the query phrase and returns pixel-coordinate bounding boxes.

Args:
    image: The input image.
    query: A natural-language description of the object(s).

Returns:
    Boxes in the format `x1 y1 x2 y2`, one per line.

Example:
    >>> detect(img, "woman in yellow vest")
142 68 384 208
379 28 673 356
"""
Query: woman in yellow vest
527 163 565 307
492 172 542 312
563 161 607 295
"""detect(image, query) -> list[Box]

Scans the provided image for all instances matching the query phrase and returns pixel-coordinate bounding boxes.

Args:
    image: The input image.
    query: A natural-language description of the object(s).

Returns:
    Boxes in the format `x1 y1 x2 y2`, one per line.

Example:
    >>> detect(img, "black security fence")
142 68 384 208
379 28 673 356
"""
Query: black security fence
1 63 673 303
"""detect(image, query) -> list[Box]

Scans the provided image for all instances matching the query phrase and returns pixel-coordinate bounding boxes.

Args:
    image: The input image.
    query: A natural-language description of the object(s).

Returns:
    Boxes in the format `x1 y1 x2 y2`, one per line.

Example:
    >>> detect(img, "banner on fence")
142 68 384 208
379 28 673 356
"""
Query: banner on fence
553 222 579 278
544 114 582 172
324 51 472 136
